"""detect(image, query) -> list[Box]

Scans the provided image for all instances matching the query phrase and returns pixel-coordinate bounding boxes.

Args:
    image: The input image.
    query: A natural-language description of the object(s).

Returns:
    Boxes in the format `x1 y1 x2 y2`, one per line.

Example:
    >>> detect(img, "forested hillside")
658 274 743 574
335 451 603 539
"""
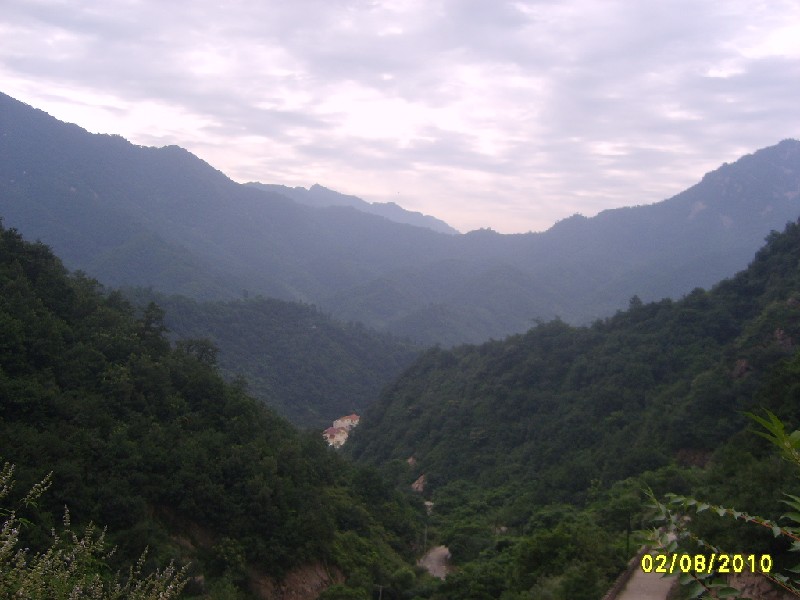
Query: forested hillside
124 289 419 428
3 91 800 345
350 221 800 489
0 221 428 599
348 220 800 598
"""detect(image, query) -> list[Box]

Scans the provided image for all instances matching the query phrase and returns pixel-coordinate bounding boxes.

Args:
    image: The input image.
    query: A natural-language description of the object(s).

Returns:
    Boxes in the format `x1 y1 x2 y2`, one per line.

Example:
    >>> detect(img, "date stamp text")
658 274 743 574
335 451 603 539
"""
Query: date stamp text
640 553 773 574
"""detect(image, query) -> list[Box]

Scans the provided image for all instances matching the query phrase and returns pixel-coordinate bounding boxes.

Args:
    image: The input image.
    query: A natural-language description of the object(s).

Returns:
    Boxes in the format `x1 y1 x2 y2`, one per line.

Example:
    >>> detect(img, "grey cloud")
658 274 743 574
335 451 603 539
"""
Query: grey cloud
1 0 799 232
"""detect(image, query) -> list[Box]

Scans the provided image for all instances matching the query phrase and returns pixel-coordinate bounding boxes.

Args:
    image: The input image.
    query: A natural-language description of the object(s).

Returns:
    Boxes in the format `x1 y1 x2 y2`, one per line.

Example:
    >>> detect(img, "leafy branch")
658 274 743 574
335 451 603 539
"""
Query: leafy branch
1 461 188 599
646 489 800 598
643 410 800 599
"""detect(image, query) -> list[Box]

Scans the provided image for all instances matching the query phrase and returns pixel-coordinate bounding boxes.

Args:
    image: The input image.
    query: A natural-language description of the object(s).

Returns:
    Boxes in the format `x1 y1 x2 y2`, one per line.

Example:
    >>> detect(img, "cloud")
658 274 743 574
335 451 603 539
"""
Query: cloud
1 0 799 233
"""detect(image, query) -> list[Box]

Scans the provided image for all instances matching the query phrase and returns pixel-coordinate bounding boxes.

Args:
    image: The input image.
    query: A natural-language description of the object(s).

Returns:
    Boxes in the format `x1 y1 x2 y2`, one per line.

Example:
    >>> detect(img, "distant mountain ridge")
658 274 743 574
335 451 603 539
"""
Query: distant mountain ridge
247 182 459 234
2 90 799 345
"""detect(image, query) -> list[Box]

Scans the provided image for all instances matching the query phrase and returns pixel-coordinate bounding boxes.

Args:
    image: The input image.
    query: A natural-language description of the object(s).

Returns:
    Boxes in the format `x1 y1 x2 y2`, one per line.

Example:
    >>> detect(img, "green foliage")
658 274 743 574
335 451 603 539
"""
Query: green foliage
0 223 424 597
646 411 800 598
427 518 618 600
124 289 419 427
318 583 370 599
348 220 800 598
0 462 187 599
749 410 800 469
352 220 800 493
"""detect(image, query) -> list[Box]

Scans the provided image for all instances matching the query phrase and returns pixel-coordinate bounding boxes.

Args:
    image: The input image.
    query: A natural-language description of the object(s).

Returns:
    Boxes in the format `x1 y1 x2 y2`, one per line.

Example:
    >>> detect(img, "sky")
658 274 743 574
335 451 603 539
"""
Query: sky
2 1 800 234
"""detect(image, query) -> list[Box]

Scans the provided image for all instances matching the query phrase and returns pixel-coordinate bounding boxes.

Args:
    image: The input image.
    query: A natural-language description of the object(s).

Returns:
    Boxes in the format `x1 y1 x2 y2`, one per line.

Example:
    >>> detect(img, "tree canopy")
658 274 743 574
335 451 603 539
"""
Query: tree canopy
0 220 425 598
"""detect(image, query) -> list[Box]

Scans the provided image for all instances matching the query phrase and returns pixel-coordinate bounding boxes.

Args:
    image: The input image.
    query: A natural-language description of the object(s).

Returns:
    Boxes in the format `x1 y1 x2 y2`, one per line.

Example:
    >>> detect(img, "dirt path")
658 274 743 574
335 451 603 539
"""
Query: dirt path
418 546 451 579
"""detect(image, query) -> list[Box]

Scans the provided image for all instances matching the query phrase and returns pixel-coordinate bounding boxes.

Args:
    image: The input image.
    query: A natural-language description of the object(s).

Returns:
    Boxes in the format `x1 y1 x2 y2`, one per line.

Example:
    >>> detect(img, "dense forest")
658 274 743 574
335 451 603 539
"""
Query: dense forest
4 219 800 599
122 289 419 428
348 220 800 598
0 220 431 599
5 220 800 598
5 86 800 597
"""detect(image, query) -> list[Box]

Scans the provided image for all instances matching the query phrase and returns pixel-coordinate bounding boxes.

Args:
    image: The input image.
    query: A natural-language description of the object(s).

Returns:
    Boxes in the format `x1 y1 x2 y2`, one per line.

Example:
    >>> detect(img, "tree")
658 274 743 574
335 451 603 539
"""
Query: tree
137 301 169 355
176 337 219 366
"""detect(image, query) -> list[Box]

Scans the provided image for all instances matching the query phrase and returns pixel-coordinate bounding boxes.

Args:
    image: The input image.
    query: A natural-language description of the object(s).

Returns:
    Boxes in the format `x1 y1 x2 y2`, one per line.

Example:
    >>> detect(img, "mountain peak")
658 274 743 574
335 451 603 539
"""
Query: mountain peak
247 181 459 234
2 91 800 345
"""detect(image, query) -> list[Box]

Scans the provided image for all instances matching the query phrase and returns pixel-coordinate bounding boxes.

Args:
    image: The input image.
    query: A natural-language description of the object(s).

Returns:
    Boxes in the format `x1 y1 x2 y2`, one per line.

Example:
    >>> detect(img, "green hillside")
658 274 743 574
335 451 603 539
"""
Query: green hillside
347 220 800 598
124 289 420 428
0 221 427 599
350 222 800 490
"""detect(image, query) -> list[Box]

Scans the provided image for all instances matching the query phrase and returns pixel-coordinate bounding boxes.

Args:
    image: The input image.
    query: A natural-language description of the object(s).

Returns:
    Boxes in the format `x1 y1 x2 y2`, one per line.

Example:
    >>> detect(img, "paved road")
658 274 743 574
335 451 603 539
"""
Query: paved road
418 546 451 579
615 567 676 600
417 542 676 596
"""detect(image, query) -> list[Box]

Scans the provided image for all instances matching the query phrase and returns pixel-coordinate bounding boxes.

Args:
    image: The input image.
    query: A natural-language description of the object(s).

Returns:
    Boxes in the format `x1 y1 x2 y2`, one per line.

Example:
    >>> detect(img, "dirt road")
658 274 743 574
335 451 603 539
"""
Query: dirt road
418 546 451 579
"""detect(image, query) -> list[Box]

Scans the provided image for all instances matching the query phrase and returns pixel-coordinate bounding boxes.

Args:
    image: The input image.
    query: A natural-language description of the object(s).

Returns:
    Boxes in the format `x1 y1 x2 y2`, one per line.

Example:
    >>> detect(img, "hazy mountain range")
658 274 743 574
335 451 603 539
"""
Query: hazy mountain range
5 87 800 598
2 90 799 345
246 182 459 235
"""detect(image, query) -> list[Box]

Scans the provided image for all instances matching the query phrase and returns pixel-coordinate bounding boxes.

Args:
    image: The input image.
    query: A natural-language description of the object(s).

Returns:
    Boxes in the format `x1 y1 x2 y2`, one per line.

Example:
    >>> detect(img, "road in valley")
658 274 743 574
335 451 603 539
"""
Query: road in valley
418 546 451 580
614 566 676 600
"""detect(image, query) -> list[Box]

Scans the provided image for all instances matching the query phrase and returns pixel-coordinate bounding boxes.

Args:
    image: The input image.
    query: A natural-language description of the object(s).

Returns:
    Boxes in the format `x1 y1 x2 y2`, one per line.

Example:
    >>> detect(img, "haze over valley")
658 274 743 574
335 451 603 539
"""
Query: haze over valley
4 91 800 350
3 90 800 599
5 1 800 597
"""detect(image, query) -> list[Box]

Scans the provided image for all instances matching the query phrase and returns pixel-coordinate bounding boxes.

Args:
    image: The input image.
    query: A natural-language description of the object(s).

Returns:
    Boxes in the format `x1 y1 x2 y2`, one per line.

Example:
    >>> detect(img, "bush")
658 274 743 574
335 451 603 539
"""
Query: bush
0 462 187 599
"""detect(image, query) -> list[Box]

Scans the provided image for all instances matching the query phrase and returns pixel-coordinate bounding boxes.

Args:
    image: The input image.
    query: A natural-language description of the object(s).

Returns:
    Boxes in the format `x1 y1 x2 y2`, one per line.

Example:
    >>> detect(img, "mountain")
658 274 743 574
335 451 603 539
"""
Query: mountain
0 222 427 599
0 91 456 305
346 219 800 597
124 289 420 428
2 219 796 600
2 90 800 345
348 220 800 489
247 182 459 234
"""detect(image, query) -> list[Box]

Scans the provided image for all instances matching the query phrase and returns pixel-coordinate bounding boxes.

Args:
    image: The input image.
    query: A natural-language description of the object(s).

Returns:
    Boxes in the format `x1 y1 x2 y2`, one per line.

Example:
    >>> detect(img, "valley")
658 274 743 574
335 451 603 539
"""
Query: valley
4 92 800 346
4 90 800 599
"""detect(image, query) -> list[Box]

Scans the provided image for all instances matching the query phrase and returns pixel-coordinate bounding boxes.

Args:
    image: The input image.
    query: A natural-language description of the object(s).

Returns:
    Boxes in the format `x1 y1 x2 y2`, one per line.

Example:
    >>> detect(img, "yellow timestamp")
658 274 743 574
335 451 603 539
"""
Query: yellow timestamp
641 553 773 574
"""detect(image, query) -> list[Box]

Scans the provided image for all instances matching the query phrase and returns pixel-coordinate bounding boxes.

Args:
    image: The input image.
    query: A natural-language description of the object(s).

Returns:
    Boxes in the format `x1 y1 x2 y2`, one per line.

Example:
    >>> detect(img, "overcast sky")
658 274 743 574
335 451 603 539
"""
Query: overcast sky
2 0 799 233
